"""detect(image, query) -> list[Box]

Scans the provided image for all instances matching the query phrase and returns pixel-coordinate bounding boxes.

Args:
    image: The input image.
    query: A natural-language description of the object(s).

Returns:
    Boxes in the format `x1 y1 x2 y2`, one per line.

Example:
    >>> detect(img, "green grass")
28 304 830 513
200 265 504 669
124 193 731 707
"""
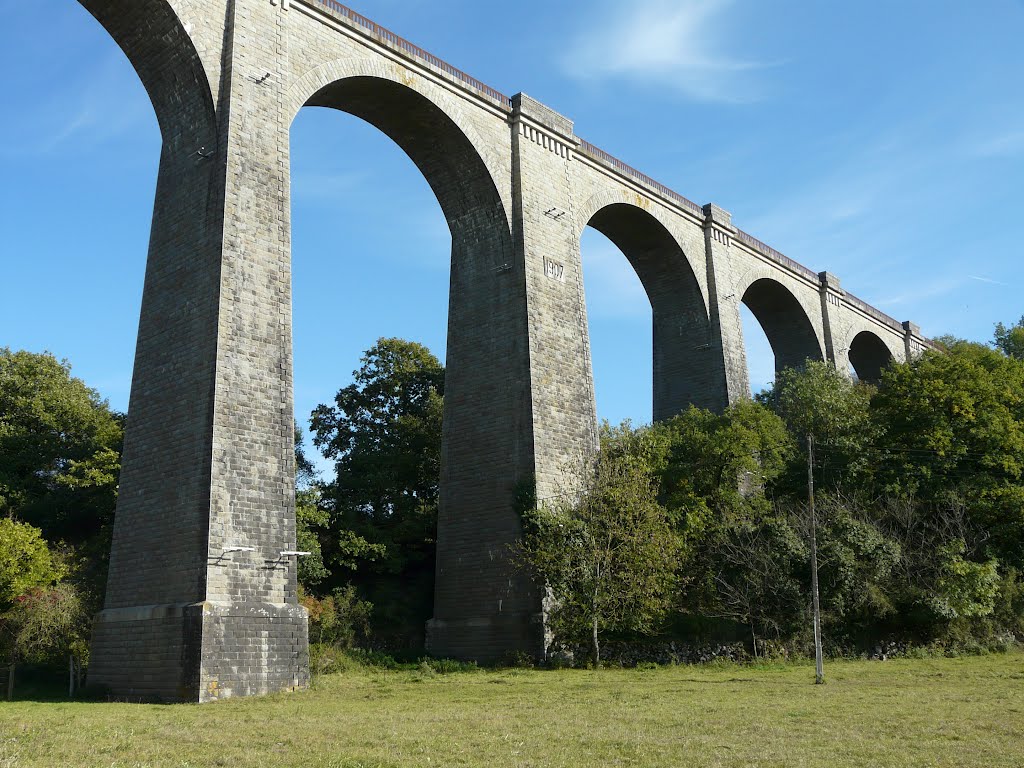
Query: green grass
2 652 1023 767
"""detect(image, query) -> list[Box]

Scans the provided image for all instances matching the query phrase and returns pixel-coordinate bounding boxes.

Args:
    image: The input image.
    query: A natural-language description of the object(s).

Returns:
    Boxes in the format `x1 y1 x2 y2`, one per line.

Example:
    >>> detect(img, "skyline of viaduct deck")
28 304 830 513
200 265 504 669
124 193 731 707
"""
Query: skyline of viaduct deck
77 0 934 702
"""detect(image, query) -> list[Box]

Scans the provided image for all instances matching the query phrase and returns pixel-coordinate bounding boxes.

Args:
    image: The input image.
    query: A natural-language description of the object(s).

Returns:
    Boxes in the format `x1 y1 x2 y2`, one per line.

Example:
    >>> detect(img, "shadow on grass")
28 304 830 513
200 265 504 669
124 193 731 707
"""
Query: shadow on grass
6 667 177 706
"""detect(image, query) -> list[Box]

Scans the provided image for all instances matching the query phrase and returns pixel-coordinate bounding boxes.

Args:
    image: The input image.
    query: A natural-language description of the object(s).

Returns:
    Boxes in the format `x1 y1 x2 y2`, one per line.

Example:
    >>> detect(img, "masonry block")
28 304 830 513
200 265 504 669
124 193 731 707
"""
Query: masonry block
80 0 929 694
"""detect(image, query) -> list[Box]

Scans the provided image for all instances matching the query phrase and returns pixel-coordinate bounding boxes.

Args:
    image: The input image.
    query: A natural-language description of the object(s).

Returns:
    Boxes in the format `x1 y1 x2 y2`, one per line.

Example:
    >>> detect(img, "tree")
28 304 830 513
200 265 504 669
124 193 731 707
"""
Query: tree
653 401 793 517
310 339 444 645
994 316 1024 360
0 518 64 610
0 583 88 667
870 343 1024 568
700 511 807 657
0 349 122 544
518 447 681 666
759 360 877 494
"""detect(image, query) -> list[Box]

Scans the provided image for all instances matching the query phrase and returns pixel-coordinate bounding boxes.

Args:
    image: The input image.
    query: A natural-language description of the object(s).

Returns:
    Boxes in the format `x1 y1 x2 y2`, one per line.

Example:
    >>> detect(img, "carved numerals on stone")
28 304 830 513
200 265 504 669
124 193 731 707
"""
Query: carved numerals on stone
544 257 565 282
270 0 291 9
826 292 841 307
710 227 731 246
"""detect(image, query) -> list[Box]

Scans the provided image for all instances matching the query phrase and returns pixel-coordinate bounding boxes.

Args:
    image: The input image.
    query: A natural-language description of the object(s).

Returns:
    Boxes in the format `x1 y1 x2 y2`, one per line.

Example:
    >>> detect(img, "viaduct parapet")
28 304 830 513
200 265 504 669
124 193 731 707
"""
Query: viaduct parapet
75 0 933 701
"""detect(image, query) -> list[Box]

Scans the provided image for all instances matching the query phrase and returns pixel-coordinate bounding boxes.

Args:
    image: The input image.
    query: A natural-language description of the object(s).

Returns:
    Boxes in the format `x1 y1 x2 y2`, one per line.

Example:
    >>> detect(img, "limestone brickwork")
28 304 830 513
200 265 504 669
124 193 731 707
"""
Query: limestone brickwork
78 0 931 699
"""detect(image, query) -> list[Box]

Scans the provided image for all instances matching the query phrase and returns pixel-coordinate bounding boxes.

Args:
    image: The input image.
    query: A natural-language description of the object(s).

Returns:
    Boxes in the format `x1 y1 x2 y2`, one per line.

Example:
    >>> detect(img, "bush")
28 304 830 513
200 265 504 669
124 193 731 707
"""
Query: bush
420 657 479 675
0 519 65 609
301 584 372 649
1 583 88 666
498 649 535 669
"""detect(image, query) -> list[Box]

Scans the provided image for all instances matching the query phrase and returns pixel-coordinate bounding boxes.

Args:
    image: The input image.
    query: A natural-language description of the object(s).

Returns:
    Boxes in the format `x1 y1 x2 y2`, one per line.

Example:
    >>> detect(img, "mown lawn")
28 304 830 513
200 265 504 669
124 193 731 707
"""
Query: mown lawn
1 652 1022 767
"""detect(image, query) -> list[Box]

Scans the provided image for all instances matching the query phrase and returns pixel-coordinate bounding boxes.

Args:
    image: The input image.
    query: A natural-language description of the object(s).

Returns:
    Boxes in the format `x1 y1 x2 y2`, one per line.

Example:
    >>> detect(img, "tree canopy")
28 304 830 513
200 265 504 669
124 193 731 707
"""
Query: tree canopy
0 348 122 543
308 338 444 646
518 440 681 666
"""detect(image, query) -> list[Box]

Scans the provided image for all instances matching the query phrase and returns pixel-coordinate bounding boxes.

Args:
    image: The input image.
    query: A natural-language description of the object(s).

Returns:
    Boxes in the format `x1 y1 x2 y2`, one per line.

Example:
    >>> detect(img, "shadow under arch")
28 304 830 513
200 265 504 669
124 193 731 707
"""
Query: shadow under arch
741 278 824 374
295 76 531 658
73 0 228 616
77 0 216 145
585 203 719 419
303 77 512 247
848 330 894 383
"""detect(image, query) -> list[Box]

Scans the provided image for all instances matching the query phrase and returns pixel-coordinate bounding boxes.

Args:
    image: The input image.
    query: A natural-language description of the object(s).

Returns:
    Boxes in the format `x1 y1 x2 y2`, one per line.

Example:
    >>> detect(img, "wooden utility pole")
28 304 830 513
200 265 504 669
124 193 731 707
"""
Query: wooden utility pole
808 435 825 685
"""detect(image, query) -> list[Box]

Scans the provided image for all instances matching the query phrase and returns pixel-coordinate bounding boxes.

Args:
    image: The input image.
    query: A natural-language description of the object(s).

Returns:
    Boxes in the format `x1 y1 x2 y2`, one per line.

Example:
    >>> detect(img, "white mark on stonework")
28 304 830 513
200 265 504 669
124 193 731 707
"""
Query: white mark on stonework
544 258 566 282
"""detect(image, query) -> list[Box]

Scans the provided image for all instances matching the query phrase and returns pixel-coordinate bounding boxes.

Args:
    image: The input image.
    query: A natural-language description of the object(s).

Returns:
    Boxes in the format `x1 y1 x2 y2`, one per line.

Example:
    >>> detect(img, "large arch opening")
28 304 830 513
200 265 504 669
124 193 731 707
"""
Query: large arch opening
292 75 523 654
3 2 168 410
6 1 245 698
581 203 716 422
740 278 823 382
848 330 894 383
739 305 776 394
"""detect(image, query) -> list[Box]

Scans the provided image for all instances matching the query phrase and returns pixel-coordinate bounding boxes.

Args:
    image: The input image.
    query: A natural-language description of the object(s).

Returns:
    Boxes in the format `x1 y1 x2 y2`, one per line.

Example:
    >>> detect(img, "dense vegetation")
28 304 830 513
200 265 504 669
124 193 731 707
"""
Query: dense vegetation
2 317 1023 674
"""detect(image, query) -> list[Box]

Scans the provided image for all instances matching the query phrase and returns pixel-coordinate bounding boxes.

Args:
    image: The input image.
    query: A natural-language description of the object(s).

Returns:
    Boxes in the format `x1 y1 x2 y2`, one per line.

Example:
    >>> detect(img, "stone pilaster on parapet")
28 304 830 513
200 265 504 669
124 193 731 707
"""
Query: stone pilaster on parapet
818 271 846 370
510 93 579 162
702 203 749 405
512 93 575 136
509 90 596 496
903 321 928 360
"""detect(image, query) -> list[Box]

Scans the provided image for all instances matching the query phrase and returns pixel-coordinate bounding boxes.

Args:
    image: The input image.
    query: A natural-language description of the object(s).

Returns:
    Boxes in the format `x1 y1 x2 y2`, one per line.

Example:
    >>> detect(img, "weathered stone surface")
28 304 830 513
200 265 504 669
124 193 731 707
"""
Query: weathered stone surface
79 0 931 698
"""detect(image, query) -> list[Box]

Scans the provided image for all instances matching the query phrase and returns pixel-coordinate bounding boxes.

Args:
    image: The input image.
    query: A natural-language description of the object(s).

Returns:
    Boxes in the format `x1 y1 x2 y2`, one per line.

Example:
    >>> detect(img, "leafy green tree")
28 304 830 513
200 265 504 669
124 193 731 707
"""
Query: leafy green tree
0 583 88 666
810 495 901 643
872 344 1024 494
759 360 877 494
519 447 681 666
0 349 122 543
0 518 65 610
928 540 1000 621
870 344 1024 567
310 339 444 645
994 316 1024 360
652 401 792 525
300 584 373 649
295 488 330 589
698 510 808 656
607 405 799 655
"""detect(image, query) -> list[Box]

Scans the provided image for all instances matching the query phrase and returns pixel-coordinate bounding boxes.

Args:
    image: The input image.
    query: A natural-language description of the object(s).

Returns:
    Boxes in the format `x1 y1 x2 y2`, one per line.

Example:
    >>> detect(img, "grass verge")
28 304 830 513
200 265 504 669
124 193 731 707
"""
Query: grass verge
1 651 1022 767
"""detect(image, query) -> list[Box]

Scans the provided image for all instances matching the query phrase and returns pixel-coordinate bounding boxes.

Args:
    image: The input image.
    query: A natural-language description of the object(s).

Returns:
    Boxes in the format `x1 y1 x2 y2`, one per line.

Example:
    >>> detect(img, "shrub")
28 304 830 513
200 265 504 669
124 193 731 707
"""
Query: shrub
1 583 88 666
300 584 373 649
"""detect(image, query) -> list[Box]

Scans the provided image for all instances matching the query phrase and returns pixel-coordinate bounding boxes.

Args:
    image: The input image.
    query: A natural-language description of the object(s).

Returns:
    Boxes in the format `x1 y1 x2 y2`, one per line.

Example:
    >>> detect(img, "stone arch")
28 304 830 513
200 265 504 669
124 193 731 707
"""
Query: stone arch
285 58 512 229
284 62 529 659
734 269 825 374
577 194 720 418
844 327 900 383
77 0 217 148
574 187 709 308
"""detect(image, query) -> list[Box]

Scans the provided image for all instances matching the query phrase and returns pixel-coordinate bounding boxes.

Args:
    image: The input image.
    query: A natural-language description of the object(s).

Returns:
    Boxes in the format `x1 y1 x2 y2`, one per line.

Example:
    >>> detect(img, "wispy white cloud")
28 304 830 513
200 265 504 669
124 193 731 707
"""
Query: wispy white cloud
971 130 1024 158
876 277 965 309
560 0 772 103
968 274 1011 286
0 49 154 158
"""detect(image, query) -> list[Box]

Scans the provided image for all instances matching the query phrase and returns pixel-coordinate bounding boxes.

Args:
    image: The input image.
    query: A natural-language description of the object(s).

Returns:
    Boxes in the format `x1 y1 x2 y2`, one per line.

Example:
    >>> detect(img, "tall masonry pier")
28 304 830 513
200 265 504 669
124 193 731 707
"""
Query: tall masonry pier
78 0 932 701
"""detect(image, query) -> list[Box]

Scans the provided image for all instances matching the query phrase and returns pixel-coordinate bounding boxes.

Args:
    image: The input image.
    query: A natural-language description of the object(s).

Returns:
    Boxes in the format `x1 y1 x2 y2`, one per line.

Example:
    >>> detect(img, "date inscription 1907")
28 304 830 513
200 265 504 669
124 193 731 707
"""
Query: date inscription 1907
544 257 565 282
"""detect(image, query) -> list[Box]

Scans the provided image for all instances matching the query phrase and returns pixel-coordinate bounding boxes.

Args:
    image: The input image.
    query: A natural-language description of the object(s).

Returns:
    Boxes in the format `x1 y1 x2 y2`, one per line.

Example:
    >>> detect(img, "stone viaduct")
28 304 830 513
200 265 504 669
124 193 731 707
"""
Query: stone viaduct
75 0 932 701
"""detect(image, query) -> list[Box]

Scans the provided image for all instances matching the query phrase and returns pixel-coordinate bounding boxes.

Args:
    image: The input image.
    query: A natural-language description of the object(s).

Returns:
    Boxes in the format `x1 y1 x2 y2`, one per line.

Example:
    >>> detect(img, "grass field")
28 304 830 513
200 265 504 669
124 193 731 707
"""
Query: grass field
1 652 1022 767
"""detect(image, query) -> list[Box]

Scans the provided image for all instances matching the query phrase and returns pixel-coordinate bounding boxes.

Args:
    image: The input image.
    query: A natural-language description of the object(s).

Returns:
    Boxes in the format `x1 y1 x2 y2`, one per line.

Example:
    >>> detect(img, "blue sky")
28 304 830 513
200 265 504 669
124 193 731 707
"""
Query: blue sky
2 1 1022 470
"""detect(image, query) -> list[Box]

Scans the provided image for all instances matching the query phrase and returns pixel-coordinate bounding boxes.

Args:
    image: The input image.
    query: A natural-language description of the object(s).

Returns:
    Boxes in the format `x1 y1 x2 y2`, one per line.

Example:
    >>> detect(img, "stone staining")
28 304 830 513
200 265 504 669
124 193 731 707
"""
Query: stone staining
79 0 932 700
